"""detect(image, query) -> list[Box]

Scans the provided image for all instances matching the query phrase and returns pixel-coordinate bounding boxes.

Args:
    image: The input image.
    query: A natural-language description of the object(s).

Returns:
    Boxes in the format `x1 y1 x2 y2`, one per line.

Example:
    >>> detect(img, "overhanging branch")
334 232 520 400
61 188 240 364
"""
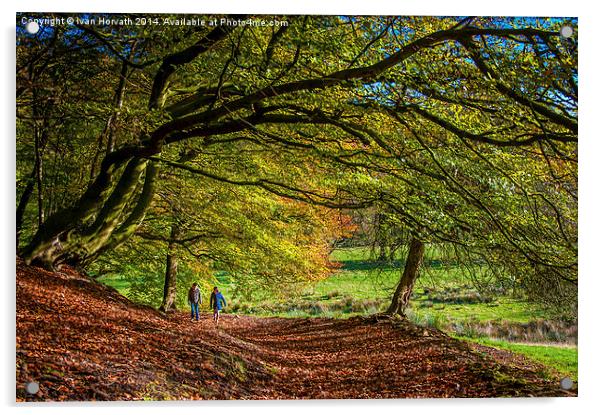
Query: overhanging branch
147 156 374 210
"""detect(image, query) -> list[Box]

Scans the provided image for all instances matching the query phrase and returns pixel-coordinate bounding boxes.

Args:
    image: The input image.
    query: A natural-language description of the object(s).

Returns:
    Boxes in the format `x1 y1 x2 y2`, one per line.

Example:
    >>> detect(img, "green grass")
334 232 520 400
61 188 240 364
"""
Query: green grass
457 336 578 381
98 246 550 325
313 247 548 324
410 296 548 323
98 274 131 294
98 246 561 330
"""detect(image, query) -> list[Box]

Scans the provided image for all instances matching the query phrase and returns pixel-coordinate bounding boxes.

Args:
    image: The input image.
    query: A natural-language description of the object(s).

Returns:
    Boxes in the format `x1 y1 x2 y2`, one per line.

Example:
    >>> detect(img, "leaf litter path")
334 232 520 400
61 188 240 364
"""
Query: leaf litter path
16 259 573 401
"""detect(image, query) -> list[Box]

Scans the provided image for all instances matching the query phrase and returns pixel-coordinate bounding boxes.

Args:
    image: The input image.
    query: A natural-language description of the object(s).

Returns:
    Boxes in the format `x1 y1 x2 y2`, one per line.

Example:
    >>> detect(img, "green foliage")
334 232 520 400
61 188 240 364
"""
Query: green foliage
100 263 213 310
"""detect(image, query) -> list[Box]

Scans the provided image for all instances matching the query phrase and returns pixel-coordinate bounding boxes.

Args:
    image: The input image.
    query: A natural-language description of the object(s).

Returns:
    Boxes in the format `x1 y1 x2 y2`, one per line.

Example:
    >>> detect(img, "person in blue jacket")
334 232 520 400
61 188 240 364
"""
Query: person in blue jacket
209 286 227 326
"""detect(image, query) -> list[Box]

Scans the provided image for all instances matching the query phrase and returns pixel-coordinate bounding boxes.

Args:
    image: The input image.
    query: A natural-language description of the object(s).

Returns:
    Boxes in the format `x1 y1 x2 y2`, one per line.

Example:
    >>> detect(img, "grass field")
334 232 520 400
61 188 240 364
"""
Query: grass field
218 247 550 323
456 336 578 381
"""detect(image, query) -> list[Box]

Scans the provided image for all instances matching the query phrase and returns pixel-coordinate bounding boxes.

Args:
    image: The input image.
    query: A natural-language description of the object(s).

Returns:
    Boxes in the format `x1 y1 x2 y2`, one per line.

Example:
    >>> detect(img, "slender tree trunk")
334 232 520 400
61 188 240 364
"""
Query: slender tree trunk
30 64 46 228
18 71 49 250
34 127 44 227
386 238 425 316
106 60 128 155
160 224 181 312
45 151 60 218
90 60 130 181
16 171 36 250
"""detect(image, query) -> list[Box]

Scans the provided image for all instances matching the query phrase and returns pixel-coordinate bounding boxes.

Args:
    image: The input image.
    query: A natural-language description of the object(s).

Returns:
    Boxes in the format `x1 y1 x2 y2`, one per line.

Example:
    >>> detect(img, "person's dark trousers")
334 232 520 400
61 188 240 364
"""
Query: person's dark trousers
190 302 199 320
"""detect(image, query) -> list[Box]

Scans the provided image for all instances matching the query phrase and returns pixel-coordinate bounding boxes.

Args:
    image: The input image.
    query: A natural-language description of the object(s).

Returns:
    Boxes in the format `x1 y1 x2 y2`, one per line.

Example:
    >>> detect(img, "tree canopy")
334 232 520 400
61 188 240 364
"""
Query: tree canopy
16 14 577 314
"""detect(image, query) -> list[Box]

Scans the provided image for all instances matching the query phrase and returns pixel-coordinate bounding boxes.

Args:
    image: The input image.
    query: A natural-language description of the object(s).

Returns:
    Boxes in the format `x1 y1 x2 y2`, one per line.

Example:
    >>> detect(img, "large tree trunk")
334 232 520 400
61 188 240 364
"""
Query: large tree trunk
160 224 181 313
386 238 425 316
21 154 150 269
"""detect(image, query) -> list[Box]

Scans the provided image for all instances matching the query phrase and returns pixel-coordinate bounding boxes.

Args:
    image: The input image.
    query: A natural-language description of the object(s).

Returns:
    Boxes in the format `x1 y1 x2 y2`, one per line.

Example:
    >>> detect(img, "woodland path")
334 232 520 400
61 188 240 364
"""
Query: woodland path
16 259 573 401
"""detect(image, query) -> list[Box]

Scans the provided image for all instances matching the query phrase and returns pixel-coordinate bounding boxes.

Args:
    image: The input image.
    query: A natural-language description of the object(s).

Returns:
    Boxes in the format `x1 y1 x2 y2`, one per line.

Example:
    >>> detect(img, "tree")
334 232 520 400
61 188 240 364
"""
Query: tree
16 14 577 315
386 238 425 315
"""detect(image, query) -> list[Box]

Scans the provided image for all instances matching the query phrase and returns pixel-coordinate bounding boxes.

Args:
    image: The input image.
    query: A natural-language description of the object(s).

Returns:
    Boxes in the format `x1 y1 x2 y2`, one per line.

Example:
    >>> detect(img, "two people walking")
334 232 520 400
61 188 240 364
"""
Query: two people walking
188 283 227 326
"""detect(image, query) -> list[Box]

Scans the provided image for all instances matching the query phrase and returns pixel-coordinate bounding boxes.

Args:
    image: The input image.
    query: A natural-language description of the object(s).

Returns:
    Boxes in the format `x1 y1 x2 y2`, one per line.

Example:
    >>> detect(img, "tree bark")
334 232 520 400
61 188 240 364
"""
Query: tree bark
30 63 48 229
386 238 425 316
90 161 158 262
18 68 49 251
160 224 181 313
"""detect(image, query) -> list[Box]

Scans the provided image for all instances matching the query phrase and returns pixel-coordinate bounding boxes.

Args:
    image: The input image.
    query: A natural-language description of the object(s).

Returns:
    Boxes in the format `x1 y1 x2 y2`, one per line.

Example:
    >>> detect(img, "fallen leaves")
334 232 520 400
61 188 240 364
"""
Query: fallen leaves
15 258 572 401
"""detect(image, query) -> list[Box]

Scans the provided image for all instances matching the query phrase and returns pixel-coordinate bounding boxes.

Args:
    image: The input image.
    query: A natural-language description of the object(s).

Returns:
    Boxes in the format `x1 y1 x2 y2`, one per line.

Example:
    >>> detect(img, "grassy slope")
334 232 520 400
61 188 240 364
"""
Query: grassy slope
457 337 578 381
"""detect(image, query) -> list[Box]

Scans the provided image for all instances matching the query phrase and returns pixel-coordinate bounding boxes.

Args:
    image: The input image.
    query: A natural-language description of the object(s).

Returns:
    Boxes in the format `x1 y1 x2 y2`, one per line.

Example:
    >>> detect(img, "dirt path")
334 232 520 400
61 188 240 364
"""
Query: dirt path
16 259 574 401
